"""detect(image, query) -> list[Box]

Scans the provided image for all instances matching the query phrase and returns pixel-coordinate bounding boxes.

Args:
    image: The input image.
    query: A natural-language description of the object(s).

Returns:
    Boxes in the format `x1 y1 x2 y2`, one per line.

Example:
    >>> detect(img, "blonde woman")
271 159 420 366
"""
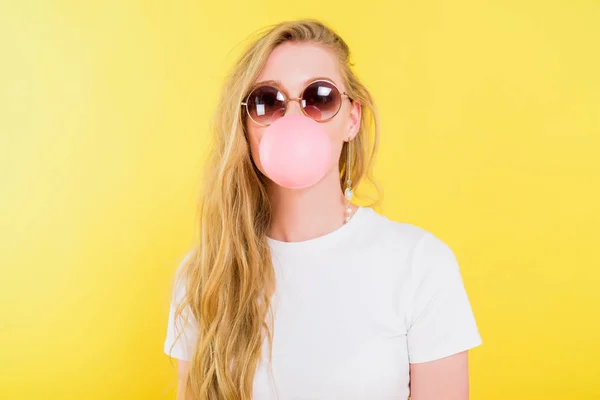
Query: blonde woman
164 18 482 400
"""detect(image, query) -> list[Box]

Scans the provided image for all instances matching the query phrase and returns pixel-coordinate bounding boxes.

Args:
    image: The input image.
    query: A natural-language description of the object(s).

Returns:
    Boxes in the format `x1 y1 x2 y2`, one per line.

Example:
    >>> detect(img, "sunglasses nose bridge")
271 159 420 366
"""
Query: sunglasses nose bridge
284 97 305 117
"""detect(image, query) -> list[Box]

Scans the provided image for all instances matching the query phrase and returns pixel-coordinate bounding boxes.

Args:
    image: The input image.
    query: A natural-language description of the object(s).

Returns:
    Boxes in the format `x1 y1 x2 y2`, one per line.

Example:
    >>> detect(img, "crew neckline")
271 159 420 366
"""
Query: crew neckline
266 206 369 254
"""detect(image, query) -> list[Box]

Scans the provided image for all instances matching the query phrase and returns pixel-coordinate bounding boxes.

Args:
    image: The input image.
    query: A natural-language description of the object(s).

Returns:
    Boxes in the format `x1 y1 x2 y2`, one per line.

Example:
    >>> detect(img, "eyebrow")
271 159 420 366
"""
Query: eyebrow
254 76 336 90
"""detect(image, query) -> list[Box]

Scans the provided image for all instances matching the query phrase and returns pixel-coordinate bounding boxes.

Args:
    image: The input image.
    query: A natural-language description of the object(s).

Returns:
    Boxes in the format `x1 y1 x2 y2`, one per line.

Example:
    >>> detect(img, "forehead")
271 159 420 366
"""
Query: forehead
254 41 343 92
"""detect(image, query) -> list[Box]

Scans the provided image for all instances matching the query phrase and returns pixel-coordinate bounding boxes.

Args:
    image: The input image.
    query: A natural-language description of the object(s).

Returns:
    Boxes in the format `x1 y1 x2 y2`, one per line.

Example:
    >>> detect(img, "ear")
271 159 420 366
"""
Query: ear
345 99 362 142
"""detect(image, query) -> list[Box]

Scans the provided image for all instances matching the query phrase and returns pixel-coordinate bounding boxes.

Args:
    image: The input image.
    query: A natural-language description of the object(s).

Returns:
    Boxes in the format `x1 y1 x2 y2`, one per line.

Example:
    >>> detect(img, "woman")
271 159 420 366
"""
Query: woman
164 18 482 400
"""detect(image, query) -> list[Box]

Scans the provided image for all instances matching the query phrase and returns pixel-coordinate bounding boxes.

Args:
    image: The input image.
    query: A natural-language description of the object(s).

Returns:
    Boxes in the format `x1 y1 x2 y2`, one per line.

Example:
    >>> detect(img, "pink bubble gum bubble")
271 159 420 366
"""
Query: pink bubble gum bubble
259 115 332 190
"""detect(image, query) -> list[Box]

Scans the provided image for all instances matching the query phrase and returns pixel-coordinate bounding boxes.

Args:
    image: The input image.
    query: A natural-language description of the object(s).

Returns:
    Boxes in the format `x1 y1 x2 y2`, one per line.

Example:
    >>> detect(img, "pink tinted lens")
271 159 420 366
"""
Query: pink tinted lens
246 86 285 125
301 81 342 121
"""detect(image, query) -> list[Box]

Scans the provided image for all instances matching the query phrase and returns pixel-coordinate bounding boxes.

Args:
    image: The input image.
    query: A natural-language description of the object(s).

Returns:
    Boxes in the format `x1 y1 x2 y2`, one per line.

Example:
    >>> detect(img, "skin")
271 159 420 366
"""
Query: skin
176 42 471 400
177 361 189 399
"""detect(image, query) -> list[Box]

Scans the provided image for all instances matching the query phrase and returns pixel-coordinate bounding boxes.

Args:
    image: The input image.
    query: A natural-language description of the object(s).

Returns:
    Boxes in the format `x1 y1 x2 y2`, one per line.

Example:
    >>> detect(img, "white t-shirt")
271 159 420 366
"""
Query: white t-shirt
164 206 482 399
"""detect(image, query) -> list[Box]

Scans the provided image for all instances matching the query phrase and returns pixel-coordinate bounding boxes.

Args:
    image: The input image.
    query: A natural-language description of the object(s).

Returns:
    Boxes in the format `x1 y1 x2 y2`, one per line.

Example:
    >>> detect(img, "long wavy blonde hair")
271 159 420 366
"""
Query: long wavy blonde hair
172 18 381 400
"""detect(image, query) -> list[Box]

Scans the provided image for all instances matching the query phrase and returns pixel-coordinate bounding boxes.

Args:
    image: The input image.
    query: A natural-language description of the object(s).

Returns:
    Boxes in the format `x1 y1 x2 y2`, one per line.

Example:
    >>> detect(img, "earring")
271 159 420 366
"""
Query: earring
344 138 354 224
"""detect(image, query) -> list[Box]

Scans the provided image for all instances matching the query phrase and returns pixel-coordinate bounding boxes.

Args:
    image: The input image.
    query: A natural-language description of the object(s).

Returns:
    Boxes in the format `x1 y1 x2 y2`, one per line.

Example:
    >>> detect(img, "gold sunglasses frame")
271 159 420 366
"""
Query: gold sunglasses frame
240 78 354 127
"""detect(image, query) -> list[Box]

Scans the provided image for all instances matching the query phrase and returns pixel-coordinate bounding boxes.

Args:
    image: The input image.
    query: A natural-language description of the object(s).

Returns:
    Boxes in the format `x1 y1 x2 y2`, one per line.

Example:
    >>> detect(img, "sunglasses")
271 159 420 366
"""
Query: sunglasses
241 79 353 127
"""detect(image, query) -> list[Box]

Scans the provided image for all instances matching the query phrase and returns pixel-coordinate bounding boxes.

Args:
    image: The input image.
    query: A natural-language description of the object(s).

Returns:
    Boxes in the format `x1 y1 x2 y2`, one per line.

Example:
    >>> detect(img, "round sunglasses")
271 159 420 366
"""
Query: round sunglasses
241 79 354 127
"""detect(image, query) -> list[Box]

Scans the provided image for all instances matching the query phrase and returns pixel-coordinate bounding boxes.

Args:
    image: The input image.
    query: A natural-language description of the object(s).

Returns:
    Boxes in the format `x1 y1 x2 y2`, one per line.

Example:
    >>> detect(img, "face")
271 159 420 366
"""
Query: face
244 42 361 185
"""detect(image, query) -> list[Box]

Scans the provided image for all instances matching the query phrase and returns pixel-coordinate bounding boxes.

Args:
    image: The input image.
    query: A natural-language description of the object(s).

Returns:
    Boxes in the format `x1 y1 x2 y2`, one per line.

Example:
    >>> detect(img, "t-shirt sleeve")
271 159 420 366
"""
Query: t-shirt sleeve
406 232 482 364
163 251 199 361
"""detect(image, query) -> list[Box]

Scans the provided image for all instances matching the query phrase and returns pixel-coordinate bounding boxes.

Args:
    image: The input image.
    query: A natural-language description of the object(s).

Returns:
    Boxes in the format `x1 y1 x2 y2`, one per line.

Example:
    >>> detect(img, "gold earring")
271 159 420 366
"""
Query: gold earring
344 139 354 223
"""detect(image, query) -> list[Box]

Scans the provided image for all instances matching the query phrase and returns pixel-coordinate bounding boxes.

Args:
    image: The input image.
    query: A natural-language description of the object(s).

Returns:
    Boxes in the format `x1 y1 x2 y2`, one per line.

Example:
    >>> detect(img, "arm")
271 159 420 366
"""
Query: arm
410 351 470 400
405 233 482 400
177 360 190 400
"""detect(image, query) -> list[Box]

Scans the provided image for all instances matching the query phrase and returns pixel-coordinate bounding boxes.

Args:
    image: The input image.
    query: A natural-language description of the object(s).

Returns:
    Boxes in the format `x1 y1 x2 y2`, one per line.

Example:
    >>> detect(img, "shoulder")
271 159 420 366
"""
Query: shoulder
164 248 200 361
360 206 437 253
361 207 460 277
169 247 198 305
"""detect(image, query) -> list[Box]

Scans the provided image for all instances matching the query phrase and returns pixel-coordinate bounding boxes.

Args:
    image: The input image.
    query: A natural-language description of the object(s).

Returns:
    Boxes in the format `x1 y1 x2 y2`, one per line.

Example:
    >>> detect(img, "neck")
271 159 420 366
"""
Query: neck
266 168 358 243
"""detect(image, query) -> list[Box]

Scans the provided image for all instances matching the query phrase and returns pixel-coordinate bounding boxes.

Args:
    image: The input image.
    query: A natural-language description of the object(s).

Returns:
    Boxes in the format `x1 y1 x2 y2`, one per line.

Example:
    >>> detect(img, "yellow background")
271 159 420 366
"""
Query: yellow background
1 1 599 399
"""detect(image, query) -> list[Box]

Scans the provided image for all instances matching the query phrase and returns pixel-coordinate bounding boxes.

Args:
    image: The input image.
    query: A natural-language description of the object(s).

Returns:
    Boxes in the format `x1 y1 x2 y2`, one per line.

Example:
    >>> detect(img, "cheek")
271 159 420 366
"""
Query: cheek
323 120 347 166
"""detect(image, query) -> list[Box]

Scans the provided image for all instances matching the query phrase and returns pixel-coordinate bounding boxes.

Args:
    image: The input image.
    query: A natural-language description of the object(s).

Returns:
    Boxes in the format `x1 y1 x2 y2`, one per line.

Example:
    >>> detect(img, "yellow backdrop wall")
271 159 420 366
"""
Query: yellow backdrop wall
1 1 599 399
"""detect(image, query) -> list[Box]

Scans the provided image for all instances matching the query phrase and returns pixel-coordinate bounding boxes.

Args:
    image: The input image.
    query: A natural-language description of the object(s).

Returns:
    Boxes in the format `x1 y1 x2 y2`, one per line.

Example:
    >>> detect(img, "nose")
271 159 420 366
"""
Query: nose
285 98 305 117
